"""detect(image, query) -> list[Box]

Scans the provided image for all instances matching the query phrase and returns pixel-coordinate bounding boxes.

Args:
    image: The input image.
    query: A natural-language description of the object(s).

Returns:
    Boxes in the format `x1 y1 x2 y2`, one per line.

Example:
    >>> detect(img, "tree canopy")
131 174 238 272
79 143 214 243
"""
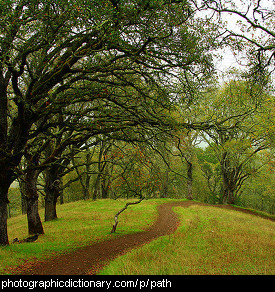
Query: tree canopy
0 0 274 245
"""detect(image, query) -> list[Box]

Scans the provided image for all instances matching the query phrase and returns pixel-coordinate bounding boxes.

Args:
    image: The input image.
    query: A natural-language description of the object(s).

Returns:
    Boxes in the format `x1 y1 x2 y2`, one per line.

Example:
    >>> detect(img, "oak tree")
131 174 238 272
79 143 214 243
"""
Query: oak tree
0 0 217 245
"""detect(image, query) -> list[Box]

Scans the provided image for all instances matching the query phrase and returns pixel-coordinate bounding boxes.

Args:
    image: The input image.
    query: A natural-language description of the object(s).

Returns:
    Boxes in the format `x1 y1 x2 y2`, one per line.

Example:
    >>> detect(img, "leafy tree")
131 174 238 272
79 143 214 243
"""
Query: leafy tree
239 151 275 213
70 141 97 201
110 143 161 198
91 137 114 200
0 0 217 245
196 145 222 203
200 76 274 204
173 129 201 200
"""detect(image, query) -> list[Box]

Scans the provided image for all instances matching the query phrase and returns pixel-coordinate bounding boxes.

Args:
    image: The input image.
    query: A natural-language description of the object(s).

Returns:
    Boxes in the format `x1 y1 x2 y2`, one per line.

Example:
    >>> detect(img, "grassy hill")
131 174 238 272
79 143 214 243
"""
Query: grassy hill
100 204 275 275
1 198 159 274
1 199 274 275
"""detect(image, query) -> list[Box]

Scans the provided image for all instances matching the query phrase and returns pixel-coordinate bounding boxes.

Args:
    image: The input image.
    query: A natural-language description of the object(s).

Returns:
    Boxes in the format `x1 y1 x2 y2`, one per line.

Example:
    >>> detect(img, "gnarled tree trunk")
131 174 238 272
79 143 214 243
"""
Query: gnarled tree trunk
111 196 145 233
44 164 61 221
24 169 44 235
0 171 12 246
186 159 193 200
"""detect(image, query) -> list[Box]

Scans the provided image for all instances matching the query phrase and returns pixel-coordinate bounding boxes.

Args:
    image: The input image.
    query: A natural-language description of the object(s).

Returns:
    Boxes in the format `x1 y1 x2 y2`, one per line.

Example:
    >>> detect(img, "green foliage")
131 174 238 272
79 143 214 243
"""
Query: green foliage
0 0 274 248
194 74 275 204
239 161 275 214
196 146 222 203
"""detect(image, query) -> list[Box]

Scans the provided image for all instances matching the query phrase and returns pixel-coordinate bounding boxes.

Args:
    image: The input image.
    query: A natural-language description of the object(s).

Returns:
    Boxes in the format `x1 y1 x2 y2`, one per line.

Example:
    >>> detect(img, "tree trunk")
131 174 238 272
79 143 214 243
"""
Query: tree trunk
93 173 101 200
44 165 61 221
83 174 91 200
101 183 108 199
20 153 44 234
0 175 11 246
83 150 91 200
0 69 10 245
101 170 109 199
24 176 44 234
223 185 236 205
45 195 58 221
26 197 44 235
25 176 44 234
227 189 235 204
221 151 234 204
221 164 236 204
0 201 9 246
186 160 193 200
111 196 145 233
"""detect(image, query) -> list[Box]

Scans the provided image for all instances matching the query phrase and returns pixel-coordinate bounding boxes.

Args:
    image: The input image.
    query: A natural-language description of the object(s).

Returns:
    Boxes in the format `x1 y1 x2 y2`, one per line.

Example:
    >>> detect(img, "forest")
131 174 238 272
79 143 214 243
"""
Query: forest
0 0 274 247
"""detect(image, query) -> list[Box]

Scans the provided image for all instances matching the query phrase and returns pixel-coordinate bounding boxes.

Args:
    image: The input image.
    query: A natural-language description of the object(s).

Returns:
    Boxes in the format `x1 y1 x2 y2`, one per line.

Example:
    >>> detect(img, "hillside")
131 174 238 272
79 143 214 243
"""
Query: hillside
2 199 159 274
2 199 274 275
101 203 275 275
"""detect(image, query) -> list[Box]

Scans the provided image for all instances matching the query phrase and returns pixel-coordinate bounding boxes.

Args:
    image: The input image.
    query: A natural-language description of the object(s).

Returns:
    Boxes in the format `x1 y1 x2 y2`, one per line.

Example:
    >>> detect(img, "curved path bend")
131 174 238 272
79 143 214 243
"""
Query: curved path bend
15 201 273 275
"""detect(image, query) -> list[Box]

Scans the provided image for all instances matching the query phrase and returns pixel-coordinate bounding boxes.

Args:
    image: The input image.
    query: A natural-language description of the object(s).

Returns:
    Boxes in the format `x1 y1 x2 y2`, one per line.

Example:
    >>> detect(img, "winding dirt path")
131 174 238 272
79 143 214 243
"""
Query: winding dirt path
14 201 273 275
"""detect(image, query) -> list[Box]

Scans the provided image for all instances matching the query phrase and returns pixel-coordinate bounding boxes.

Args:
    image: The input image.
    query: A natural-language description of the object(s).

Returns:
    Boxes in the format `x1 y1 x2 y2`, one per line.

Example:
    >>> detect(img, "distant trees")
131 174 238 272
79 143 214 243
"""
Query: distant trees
173 130 201 200
198 76 274 204
240 156 275 213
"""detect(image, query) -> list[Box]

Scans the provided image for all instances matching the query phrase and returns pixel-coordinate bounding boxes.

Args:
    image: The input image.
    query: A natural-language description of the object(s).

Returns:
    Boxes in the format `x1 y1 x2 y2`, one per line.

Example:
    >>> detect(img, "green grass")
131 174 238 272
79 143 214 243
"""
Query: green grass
231 204 275 220
100 204 275 275
1 199 274 275
1 198 163 274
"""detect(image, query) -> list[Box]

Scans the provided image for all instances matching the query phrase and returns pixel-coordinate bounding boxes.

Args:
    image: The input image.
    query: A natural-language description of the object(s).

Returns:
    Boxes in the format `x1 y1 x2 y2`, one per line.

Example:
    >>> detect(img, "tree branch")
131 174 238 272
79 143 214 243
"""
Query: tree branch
111 194 145 233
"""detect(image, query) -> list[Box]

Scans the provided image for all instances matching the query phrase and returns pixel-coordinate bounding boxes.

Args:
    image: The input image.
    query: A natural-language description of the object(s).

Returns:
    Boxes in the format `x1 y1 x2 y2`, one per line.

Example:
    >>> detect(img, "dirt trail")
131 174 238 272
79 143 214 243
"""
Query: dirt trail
14 201 273 275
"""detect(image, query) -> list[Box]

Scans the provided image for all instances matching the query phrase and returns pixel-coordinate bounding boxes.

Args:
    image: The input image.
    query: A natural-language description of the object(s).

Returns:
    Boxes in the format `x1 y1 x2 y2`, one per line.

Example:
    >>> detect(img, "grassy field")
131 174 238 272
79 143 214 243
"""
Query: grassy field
1 199 274 275
100 204 275 275
1 198 161 274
